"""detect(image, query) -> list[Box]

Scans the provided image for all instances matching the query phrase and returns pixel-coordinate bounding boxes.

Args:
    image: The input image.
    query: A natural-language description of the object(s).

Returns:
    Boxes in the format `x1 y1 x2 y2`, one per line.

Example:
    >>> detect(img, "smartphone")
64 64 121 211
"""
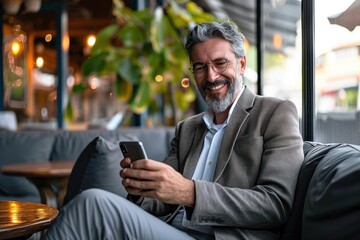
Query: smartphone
119 141 148 161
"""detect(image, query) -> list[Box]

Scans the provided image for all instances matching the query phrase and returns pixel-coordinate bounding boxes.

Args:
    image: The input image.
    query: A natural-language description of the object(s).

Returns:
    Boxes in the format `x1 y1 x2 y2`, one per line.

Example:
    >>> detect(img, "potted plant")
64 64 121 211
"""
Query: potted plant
79 0 215 125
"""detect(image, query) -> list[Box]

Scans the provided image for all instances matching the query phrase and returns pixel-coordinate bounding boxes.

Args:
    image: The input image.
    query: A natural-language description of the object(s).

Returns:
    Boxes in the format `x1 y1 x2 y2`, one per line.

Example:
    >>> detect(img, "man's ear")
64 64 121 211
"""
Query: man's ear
238 56 247 75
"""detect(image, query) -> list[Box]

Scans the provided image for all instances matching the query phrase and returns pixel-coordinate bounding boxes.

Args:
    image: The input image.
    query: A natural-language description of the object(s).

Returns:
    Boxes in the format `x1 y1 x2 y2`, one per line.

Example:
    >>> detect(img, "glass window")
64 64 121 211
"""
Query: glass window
262 0 302 119
314 0 360 144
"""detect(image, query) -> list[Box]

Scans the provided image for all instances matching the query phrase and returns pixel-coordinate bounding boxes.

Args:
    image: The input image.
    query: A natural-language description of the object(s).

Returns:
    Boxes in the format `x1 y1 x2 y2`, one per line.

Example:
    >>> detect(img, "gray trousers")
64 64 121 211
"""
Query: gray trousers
42 189 195 240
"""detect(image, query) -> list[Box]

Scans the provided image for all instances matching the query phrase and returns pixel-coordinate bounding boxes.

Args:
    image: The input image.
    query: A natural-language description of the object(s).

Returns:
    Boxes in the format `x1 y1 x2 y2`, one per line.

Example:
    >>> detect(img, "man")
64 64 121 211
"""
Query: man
43 20 303 240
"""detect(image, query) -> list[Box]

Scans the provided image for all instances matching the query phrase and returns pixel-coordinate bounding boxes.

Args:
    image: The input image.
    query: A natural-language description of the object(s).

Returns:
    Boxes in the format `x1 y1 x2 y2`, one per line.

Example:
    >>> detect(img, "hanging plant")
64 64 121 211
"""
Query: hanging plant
80 0 215 124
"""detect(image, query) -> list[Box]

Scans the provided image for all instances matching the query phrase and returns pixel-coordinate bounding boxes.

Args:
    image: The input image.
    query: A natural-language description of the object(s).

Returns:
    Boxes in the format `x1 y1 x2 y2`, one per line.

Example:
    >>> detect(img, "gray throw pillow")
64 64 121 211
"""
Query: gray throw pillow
0 131 56 202
63 136 135 206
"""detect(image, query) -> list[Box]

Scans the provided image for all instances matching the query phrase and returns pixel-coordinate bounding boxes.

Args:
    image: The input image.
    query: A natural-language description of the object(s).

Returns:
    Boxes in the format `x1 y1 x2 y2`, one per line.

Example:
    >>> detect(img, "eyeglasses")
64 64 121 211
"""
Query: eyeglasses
190 59 230 78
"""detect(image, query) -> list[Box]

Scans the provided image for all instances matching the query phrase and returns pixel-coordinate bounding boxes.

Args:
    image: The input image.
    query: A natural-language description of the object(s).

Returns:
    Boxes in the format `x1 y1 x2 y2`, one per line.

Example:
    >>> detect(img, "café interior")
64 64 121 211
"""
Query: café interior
2 0 306 131
0 0 360 239
0 0 358 141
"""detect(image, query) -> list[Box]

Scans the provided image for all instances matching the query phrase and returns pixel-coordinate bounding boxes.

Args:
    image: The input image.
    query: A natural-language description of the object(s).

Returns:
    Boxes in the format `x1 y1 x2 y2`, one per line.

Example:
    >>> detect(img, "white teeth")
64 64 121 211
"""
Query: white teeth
209 84 224 90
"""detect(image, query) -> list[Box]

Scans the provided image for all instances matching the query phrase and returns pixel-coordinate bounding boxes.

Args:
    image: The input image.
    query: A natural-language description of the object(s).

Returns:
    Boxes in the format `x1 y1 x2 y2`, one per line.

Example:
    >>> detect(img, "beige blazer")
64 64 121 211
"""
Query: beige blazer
139 86 304 240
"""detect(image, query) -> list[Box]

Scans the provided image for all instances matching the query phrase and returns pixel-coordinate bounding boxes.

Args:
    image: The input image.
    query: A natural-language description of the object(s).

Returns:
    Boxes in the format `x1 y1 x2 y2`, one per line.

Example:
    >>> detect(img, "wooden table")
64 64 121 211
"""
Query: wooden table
0 200 58 240
1 161 75 209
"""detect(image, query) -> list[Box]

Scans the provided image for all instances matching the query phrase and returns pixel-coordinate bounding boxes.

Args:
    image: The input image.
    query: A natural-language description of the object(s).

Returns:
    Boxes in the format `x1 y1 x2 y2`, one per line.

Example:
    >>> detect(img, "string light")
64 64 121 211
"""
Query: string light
273 33 282 49
36 56 44 68
63 34 70 51
181 77 190 88
86 34 96 48
45 34 52 42
155 75 163 82
11 41 21 55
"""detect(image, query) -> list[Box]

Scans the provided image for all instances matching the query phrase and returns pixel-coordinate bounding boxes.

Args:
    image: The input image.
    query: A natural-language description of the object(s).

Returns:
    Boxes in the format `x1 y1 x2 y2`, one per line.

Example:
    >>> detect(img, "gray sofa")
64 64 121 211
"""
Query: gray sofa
280 141 360 239
0 128 359 239
0 127 175 203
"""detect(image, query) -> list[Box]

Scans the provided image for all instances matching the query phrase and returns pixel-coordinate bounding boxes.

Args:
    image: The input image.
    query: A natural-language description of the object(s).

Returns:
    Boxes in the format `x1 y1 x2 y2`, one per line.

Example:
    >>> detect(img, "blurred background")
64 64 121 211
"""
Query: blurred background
1 0 360 144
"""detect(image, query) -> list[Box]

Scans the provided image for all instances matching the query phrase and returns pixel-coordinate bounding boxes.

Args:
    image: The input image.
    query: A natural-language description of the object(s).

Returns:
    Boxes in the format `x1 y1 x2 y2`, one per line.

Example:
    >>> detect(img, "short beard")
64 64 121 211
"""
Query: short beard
200 75 243 113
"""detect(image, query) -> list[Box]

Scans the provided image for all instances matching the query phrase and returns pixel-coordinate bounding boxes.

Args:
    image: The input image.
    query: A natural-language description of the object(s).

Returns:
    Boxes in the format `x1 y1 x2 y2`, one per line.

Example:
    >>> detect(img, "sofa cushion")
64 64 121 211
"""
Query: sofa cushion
49 128 174 162
63 136 134 205
301 144 360 240
280 141 341 240
116 127 175 161
50 130 133 161
0 131 56 202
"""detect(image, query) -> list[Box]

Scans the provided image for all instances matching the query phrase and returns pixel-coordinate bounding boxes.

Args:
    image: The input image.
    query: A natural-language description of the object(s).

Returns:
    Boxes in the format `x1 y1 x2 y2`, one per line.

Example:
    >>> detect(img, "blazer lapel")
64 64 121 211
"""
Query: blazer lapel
182 123 207 179
214 87 256 181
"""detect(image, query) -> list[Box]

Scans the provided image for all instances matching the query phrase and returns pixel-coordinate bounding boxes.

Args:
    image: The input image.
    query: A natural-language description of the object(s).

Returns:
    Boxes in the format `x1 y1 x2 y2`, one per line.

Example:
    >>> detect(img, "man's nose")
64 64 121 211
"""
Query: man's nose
205 65 219 82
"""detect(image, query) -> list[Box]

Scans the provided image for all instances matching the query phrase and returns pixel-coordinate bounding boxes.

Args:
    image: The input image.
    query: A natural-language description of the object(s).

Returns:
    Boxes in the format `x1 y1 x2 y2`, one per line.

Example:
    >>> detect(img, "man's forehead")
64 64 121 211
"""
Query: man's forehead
190 39 234 62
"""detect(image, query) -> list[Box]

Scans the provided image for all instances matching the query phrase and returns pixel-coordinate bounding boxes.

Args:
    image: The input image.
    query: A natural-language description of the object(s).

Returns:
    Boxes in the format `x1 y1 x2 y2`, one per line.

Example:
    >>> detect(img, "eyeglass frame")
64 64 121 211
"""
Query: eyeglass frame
189 58 231 79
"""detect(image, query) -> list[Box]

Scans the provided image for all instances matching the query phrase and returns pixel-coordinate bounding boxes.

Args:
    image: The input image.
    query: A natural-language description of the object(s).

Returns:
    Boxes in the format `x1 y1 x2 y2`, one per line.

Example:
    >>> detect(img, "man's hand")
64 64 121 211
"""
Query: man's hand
120 158 195 207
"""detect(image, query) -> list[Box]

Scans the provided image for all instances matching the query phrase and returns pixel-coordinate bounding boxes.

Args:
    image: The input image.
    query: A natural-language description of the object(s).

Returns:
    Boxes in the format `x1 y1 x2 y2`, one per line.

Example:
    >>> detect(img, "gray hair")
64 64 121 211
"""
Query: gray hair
185 20 246 61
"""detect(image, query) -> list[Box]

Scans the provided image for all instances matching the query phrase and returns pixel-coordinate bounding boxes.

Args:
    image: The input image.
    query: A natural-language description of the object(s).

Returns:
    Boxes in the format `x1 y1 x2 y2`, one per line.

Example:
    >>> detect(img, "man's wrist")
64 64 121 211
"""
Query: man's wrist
183 179 196 207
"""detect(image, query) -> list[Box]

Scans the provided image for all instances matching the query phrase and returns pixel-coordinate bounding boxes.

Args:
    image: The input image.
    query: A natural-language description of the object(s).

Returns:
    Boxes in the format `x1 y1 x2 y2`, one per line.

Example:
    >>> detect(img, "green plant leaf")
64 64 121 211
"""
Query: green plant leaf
65 98 74 121
119 25 145 47
82 52 108 77
118 59 141 84
78 0 215 122
186 2 204 16
148 51 166 79
150 6 166 52
72 82 87 93
167 1 193 28
133 8 153 24
186 2 216 23
174 87 196 110
174 88 189 110
91 24 120 54
116 75 133 101
129 81 152 114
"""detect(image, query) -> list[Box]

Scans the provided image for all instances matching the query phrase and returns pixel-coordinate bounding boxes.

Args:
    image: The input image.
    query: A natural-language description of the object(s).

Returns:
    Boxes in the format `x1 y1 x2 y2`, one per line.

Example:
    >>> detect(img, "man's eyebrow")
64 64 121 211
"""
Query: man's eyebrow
214 57 227 60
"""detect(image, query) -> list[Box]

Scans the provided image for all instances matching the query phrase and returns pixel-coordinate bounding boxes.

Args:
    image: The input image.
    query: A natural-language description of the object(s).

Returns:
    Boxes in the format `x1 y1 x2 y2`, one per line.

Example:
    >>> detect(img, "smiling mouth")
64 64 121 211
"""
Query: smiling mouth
207 83 226 91
203 80 228 93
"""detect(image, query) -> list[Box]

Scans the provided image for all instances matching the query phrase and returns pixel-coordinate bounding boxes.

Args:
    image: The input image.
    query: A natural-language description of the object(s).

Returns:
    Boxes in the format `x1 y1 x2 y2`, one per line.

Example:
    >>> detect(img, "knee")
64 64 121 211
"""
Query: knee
61 189 111 213
75 188 110 202
64 188 131 216
73 188 127 206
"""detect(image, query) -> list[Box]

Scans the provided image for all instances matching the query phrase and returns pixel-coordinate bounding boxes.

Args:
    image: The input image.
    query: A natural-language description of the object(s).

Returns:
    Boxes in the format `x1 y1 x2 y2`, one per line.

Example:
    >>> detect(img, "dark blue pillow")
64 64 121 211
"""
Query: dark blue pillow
63 136 135 206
